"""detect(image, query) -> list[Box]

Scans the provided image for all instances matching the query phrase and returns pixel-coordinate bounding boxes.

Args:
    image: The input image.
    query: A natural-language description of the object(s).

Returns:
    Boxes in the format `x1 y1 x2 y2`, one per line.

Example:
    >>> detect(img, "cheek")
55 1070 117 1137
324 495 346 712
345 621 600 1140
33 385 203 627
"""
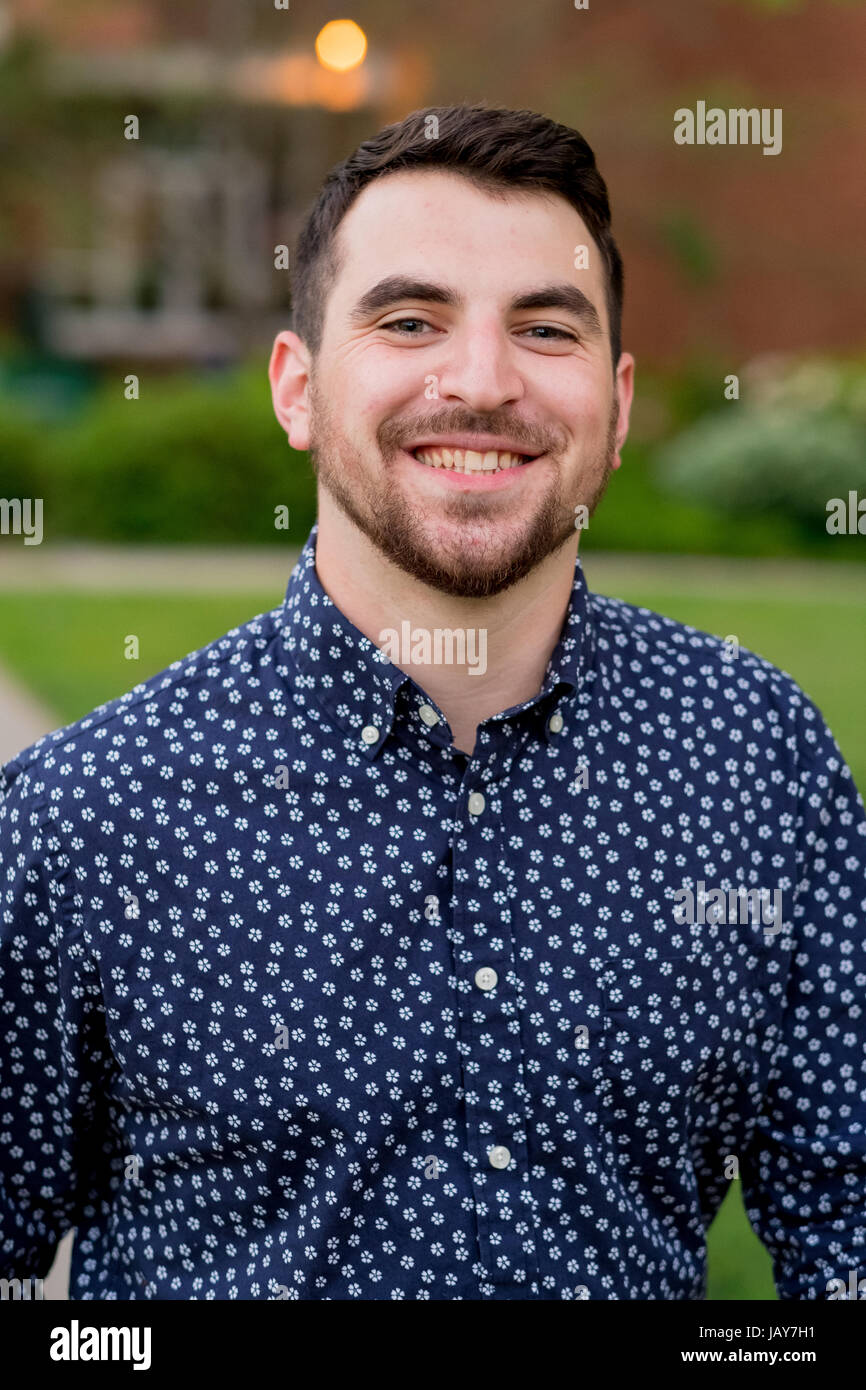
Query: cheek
533 365 611 438
557 403 609 458
335 352 421 432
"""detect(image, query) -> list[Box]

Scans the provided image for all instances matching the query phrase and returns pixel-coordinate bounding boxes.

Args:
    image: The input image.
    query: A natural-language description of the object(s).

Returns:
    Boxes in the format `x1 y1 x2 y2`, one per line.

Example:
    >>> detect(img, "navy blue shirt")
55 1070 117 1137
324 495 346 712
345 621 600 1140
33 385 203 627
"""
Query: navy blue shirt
1 526 864 1300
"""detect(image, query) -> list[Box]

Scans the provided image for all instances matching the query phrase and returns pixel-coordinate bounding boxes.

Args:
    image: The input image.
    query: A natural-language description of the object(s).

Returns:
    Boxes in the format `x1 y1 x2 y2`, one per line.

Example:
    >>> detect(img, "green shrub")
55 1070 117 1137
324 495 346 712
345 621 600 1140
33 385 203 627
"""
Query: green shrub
39 365 317 543
588 440 809 557
654 356 866 539
0 401 48 500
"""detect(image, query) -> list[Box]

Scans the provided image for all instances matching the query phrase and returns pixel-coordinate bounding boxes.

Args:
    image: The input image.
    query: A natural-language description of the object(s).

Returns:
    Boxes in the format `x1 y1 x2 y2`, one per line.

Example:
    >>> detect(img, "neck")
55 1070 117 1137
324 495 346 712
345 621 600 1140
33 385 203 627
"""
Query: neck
313 499 580 756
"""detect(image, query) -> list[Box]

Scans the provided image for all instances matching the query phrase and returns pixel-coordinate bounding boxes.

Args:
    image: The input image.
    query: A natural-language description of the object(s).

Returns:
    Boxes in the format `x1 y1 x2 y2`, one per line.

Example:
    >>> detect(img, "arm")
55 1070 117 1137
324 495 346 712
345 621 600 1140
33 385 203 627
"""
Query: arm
740 712 866 1300
0 756 107 1280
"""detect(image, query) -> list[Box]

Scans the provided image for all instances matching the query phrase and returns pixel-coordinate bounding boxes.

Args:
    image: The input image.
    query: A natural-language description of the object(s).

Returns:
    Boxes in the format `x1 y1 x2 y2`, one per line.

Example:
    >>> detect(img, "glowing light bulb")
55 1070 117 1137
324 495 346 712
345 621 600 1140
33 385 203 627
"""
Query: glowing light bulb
315 19 367 73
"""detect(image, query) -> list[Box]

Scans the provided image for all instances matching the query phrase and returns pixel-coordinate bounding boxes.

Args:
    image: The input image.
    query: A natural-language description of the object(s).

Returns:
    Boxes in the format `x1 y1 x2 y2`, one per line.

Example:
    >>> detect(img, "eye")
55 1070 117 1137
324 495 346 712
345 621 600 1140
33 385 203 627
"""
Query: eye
380 317 435 336
519 325 579 342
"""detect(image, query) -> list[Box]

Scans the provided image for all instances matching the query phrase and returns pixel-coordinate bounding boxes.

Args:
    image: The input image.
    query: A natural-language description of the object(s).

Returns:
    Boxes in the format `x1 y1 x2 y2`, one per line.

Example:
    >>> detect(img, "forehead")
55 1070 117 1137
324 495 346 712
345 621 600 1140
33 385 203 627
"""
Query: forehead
328 168 607 318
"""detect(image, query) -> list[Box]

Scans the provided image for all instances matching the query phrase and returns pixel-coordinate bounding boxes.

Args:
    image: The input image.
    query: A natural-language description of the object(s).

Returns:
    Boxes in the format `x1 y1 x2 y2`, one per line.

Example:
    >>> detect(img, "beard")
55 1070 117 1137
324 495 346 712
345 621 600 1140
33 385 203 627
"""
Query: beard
307 380 619 600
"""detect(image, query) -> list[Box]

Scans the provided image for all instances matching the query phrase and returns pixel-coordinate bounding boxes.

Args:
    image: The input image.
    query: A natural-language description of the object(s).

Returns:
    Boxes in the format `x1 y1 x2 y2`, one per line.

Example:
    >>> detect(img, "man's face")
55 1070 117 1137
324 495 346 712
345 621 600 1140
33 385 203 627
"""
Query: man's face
286 170 632 598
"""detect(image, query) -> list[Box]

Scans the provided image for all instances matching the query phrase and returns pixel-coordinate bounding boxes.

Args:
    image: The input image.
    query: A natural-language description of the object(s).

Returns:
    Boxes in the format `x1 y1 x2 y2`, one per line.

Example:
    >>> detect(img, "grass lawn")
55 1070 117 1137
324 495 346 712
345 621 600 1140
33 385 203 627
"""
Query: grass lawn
1 569 863 1302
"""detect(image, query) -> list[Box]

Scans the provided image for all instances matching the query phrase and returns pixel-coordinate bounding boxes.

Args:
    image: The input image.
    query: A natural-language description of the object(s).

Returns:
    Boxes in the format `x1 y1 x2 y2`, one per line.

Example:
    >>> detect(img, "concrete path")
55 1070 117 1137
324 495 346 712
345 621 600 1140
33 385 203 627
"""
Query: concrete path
0 543 302 593
0 663 61 766
1 543 863 601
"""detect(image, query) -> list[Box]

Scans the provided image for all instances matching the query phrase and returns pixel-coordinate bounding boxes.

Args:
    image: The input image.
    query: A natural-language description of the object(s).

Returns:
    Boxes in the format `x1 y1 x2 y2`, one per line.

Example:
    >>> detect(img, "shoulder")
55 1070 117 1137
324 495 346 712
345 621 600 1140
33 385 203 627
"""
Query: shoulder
1 603 283 798
587 588 827 754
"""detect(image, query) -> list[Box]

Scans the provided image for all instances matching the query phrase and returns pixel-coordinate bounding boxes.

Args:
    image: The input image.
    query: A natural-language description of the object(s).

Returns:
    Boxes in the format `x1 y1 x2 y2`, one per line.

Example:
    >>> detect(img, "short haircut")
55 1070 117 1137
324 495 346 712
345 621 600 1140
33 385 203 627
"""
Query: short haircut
291 102 624 371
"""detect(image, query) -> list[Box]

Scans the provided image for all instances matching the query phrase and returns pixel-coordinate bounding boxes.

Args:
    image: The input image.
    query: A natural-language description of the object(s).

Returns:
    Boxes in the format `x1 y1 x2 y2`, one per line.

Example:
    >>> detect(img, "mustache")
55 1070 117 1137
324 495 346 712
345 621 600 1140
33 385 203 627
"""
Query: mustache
378 410 566 458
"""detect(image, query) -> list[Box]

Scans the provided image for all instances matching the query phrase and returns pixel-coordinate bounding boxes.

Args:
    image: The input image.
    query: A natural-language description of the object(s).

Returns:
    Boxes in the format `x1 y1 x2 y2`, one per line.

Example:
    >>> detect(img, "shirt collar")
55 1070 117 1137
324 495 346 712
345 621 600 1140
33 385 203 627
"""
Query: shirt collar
280 523 596 755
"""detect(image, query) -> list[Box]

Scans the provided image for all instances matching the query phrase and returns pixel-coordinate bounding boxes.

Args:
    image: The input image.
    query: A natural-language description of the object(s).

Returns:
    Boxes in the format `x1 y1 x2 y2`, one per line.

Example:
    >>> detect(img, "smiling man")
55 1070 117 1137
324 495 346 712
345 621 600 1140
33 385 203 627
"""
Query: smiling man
270 150 630 755
1 104 864 1303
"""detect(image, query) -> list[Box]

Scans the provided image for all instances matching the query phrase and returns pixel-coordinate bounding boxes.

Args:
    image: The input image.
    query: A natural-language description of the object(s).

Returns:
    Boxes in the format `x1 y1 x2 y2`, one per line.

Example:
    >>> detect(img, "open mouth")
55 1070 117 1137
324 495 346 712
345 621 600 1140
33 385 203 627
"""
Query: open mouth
410 446 540 474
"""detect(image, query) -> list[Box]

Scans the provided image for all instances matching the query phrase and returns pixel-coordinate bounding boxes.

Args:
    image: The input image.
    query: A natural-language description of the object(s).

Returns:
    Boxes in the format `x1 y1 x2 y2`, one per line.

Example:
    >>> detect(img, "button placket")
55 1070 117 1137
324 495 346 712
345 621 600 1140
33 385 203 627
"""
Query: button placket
448 738 539 1291
454 770 536 1289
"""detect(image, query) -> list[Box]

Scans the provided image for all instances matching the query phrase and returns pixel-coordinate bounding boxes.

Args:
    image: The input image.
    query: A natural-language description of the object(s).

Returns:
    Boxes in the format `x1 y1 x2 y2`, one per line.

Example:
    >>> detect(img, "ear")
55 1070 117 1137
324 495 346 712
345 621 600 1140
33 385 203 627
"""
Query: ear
610 351 635 471
269 330 312 450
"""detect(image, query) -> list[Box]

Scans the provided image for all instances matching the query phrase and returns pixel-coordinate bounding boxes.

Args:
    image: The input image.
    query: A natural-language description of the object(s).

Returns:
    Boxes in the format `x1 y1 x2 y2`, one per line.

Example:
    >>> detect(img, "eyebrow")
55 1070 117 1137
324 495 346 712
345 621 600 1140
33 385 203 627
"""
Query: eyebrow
348 276 604 336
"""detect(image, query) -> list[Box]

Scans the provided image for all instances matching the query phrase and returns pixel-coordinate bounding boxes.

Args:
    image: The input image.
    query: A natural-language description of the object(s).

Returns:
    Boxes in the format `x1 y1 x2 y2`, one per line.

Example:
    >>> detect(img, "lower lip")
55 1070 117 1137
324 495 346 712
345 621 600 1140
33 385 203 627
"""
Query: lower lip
402 449 544 489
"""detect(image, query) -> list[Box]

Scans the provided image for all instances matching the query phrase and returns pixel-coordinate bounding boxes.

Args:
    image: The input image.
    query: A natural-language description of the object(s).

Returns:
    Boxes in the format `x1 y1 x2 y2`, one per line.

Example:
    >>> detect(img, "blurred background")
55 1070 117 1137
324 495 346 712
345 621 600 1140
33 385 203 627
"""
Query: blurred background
0 0 864 1301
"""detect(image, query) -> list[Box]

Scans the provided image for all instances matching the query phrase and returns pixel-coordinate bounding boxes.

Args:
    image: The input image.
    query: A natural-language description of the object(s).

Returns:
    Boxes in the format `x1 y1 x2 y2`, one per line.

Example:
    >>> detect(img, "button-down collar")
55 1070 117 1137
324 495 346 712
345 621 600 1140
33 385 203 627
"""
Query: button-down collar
282 524 593 758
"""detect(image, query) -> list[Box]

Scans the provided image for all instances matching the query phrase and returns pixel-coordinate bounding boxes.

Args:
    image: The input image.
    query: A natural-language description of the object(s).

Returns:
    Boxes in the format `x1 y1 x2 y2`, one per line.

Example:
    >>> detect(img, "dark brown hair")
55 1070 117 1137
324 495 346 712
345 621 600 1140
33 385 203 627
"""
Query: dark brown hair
291 102 624 370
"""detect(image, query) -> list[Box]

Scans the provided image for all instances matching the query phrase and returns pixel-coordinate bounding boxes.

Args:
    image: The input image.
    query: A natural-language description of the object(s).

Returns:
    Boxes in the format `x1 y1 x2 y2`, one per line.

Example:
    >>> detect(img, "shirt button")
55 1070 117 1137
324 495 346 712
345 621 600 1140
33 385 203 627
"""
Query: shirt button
360 725 379 745
548 712 564 734
418 704 440 727
474 966 498 992
488 1145 511 1170
467 791 485 816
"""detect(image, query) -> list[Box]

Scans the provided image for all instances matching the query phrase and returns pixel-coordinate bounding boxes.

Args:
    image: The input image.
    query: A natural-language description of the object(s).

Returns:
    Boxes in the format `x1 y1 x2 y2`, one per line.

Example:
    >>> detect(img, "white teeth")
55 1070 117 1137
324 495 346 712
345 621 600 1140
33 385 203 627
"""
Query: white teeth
413 446 530 472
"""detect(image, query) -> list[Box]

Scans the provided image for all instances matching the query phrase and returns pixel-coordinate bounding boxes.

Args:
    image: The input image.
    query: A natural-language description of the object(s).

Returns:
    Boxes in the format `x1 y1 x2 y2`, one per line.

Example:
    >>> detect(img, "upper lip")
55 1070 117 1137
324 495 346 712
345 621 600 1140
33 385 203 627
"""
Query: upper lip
405 435 543 457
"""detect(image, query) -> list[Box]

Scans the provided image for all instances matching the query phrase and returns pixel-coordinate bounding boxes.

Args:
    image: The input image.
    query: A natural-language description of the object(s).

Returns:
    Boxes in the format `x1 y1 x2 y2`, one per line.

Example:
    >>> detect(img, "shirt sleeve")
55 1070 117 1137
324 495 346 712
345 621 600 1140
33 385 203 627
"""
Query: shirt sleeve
740 708 866 1300
0 755 109 1280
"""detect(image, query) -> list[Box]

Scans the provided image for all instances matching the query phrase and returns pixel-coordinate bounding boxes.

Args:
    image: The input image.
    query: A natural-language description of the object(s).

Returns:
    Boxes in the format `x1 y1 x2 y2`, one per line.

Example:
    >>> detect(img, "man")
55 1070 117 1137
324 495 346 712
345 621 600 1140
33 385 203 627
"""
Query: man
1 104 864 1302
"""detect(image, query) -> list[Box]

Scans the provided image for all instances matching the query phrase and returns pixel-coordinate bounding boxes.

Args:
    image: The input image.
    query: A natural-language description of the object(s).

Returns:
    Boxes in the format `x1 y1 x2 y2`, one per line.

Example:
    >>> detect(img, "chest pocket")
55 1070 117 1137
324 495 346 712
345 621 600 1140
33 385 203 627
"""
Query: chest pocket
598 939 768 1179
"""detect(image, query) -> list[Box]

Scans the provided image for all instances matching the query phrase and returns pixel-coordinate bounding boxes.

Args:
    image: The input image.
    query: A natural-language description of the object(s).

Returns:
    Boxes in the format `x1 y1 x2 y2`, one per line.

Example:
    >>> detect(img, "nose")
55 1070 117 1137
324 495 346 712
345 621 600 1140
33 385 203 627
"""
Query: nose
432 317 526 414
